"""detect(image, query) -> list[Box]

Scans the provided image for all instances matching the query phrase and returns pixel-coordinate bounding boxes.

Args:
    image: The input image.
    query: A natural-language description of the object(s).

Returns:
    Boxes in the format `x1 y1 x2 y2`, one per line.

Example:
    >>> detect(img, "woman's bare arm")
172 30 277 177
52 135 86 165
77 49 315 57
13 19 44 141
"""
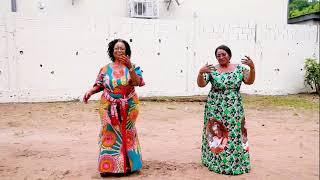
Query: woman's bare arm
197 63 214 87
241 56 255 85
83 84 104 103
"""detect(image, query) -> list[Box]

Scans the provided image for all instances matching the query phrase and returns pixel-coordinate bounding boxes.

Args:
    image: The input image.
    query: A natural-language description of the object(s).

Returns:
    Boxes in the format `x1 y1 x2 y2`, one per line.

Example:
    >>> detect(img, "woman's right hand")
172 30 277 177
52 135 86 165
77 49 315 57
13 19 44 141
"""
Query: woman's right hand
83 90 92 104
83 85 103 104
199 63 214 74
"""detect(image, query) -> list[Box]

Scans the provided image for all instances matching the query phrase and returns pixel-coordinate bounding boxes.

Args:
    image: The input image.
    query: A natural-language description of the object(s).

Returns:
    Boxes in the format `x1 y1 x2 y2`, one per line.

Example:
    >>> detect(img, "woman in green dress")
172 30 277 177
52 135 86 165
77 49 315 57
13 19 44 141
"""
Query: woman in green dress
197 45 255 175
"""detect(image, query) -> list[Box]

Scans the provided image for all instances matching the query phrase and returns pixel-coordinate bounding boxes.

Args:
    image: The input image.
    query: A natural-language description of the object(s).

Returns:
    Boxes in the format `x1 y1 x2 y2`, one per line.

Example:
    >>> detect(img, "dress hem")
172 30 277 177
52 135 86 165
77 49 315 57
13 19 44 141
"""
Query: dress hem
201 160 251 175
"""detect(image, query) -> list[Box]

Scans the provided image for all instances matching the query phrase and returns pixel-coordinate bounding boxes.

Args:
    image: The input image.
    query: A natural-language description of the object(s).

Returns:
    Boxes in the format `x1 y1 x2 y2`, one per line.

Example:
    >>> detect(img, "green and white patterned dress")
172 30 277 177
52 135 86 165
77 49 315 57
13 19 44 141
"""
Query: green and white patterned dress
201 64 251 175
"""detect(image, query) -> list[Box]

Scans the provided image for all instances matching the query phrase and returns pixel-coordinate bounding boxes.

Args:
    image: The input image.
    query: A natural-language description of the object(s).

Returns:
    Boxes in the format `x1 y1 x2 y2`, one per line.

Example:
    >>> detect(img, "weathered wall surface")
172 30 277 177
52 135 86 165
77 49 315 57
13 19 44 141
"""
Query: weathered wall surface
0 1 319 102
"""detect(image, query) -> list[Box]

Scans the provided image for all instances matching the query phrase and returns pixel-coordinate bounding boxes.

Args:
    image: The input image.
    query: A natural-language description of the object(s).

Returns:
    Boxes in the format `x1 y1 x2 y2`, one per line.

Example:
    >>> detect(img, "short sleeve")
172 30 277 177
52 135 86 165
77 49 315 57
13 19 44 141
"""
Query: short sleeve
203 72 210 84
241 65 250 81
241 65 249 73
93 67 105 88
133 65 145 87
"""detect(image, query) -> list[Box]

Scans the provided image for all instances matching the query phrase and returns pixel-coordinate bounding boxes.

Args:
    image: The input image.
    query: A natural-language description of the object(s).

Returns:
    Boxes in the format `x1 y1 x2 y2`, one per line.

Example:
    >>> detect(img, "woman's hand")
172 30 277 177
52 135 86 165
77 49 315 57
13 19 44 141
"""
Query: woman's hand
241 56 256 85
199 63 214 74
83 90 92 104
118 55 142 86
241 56 254 69
118 55 133 69
197 63 213 87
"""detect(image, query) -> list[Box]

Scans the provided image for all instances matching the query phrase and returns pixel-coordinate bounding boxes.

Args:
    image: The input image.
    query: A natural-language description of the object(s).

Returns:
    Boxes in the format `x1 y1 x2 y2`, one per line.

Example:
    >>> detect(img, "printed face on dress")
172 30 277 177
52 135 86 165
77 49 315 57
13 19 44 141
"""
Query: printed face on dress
210 124 220 137
113 41 126 59
216 49 230 66
212 125 218 135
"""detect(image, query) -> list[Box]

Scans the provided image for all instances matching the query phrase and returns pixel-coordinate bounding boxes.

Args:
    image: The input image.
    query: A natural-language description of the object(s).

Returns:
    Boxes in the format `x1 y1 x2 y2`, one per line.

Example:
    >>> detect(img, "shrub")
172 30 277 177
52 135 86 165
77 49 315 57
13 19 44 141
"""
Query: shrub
304 58 320 94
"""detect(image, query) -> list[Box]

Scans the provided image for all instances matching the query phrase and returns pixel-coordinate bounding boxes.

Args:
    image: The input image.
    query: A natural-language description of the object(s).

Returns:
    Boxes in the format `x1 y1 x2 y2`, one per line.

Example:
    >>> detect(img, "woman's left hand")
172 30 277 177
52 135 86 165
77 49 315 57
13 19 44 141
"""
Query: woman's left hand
241 56 255 69
118 55 133 69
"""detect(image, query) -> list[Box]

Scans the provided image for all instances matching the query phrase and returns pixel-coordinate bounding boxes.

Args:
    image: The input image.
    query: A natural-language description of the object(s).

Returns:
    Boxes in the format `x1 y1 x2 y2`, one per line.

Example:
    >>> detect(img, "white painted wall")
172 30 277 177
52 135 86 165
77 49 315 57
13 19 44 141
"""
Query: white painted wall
0 0 319 102
160 0 289 24
0 0 292 23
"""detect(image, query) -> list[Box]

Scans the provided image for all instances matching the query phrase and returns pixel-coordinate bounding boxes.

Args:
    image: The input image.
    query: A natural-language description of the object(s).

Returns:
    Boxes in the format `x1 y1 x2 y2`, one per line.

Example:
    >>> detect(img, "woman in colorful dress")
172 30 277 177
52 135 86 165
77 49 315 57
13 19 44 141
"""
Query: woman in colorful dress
83 39 144 177
197 45 255 175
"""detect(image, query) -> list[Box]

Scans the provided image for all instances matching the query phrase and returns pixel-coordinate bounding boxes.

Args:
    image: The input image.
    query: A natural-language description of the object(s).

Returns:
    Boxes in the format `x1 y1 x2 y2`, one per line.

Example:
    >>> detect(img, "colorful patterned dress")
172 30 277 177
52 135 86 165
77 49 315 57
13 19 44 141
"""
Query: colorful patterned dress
201 64 251 175
94 63 144 174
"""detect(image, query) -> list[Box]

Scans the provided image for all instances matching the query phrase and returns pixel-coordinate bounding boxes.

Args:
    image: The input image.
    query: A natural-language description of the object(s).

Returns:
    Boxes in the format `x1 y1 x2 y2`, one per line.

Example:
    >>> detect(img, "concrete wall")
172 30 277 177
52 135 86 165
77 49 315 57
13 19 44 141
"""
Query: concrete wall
0 0 289 23
0 0 319 102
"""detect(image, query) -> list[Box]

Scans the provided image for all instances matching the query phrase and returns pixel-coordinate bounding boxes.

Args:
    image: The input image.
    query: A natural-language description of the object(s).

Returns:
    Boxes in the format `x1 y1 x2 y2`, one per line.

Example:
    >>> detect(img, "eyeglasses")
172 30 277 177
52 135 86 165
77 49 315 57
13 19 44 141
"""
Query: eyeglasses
216 53 227 58
114 47 125 51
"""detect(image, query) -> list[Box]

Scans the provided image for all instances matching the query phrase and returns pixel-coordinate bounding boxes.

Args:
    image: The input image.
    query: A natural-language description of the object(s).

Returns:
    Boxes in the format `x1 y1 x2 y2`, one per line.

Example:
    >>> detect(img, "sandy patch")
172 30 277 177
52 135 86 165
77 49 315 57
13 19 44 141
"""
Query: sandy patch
0 100 319 180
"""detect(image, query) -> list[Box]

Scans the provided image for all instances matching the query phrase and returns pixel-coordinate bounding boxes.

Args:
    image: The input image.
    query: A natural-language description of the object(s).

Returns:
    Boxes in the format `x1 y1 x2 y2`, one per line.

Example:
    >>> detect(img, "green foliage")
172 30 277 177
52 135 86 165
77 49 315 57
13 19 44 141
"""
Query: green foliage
289 0 309 11
304 58 320 94
289 0 320 18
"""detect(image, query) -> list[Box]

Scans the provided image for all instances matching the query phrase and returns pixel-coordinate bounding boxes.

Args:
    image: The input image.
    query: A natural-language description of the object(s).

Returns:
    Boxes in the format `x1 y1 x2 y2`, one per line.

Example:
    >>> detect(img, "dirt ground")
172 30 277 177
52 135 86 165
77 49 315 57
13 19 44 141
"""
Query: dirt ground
0 97 319 180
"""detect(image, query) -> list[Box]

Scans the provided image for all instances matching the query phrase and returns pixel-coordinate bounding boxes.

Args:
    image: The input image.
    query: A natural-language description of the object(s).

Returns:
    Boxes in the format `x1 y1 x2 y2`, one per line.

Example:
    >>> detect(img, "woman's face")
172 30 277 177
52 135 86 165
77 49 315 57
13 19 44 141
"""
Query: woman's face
216 129 222 137
113 41 126 59
212 124 222 137
216 49 230 66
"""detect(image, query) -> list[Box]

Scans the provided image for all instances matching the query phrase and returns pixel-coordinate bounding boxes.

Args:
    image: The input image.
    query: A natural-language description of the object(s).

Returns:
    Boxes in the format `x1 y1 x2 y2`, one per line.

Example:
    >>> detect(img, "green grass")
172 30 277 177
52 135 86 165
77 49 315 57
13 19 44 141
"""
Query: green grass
141 94 319 110
241 94 318 110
